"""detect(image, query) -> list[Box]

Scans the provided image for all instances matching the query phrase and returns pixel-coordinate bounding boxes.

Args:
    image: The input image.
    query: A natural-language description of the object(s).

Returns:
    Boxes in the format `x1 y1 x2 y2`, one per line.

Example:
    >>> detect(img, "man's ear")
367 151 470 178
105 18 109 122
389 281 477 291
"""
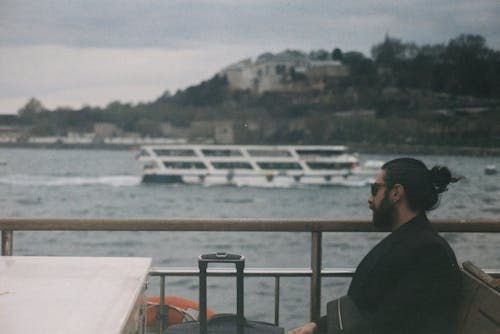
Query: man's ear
391 184 404 201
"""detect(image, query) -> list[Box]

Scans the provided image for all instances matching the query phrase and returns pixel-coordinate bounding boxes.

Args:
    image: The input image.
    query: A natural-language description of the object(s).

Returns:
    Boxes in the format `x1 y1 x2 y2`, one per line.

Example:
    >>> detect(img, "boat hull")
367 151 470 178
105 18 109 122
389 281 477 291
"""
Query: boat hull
141 172 370 187
142 174 183 184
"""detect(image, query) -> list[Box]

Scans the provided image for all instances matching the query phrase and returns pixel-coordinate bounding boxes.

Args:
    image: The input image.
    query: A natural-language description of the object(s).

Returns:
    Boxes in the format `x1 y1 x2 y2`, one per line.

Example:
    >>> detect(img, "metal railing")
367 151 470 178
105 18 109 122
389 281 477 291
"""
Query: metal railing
1 217 500 331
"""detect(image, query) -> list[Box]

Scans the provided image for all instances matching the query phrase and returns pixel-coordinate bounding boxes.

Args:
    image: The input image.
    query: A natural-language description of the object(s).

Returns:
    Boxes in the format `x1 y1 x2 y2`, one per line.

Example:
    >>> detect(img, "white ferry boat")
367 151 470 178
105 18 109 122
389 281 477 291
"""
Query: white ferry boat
136 145 375 187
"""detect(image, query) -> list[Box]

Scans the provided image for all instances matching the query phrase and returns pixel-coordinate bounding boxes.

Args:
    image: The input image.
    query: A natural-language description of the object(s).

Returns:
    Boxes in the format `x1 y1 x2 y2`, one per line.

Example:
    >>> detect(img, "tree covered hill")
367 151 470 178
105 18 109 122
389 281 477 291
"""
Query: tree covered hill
11 34 500 147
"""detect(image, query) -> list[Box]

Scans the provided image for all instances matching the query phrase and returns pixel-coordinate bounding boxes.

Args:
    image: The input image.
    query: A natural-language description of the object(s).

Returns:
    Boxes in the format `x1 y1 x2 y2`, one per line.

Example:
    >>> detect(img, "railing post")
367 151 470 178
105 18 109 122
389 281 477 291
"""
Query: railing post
274 276 280 326
158 275 166 334
2 230 13 256
310 231 322 324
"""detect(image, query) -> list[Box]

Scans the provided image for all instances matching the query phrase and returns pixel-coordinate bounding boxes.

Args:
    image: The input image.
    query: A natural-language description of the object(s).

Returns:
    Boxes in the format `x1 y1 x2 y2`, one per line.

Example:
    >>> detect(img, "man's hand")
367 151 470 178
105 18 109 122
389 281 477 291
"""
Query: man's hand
287 322 317 334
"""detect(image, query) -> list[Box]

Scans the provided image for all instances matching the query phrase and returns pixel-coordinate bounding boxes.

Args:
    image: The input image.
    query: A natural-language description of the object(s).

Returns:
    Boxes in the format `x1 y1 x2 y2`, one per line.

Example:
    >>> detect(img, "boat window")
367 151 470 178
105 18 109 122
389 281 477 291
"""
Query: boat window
211 162 254 170
163 161 207 169
143 162 157 170
247 149 291 157
296 149 345 157
153 149 196 157
201 149 242 157
307 162 353 170
257 162 302 170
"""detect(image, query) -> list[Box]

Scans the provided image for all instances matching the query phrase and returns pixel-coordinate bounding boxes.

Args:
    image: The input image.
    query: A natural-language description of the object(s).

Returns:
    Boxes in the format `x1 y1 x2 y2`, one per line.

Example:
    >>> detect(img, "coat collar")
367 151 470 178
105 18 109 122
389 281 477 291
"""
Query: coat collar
393 213 432 234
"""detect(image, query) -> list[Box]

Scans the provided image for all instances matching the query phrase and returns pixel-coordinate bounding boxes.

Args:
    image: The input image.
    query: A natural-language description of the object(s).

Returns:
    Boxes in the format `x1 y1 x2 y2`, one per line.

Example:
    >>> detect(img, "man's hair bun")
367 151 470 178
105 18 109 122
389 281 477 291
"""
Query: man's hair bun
429 166 461 194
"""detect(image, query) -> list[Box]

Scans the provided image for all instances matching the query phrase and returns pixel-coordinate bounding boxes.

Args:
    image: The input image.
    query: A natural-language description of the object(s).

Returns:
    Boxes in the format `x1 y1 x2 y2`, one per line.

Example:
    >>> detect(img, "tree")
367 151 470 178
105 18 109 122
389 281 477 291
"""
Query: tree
18 97 46 117
371 35 428 87
342 51 377 85
171 75 229 106
371 35 408 65
446 34 488 58
442 34 497 96
371 35 419 67
309 49 330 60
332 48 343 61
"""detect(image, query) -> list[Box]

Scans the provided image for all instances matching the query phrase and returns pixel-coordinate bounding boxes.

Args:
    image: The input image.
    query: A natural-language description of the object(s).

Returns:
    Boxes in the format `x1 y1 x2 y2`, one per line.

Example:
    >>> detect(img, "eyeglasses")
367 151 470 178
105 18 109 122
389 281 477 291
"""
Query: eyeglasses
370 182 386 196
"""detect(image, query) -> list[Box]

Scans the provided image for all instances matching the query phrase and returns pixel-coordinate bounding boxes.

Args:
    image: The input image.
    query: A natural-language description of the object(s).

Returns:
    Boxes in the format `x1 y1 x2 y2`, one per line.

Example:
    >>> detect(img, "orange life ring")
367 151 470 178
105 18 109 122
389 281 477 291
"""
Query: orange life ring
146 295 215 328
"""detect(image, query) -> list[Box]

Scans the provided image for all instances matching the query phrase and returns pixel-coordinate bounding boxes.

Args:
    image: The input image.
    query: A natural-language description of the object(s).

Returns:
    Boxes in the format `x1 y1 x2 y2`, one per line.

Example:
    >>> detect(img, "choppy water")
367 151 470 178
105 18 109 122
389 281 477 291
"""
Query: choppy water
1 148 499 329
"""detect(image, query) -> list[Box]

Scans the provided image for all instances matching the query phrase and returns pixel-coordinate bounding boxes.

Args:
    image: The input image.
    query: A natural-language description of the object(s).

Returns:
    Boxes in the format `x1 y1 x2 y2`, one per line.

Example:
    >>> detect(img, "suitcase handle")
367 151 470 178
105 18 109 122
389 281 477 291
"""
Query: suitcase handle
198 252 245 334
199 252 245 264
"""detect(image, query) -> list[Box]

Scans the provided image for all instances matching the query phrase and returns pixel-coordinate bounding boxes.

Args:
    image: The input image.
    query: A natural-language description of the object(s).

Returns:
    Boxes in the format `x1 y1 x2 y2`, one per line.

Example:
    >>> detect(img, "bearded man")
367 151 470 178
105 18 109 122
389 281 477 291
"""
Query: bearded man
289 158 462 334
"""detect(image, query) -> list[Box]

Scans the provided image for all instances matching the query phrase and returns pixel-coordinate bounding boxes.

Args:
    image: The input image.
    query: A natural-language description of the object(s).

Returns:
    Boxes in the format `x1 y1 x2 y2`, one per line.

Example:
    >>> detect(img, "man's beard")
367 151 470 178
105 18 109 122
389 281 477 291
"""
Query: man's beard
372 192 396 229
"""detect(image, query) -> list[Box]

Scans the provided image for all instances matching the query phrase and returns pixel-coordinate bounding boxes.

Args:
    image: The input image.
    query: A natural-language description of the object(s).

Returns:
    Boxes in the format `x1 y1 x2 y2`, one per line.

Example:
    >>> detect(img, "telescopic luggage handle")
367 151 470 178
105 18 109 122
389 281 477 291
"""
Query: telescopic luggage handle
199 252 245 266
198 252 245 334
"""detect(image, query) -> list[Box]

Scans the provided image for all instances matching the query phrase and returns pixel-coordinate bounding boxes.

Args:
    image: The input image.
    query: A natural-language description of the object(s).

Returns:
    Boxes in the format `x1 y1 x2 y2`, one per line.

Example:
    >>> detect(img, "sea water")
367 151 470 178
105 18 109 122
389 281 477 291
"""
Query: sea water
0 148 499 329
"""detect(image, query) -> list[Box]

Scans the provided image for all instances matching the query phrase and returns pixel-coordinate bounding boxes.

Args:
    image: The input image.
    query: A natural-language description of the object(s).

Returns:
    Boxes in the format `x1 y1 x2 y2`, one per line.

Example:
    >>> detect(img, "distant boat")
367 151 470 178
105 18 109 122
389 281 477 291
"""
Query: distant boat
484 165 497 175
136 144 376 187
0 160 7 166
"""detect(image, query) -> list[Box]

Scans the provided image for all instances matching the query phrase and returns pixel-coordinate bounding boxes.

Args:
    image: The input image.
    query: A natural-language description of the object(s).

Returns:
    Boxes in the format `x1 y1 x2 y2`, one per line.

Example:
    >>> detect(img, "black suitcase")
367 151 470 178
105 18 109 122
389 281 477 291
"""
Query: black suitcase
165 252 284 334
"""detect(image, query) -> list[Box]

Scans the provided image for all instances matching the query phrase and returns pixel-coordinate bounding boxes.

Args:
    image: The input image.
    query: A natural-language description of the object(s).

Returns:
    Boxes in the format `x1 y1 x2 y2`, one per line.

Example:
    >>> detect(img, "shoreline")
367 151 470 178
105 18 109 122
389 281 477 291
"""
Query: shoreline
349 143 500 157
1 142 499 156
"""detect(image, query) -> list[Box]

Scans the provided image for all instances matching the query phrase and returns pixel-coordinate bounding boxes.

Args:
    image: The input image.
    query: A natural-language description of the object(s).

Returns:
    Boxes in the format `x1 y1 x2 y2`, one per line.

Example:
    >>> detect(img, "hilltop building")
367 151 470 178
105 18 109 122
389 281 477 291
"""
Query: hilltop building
218 50 349 94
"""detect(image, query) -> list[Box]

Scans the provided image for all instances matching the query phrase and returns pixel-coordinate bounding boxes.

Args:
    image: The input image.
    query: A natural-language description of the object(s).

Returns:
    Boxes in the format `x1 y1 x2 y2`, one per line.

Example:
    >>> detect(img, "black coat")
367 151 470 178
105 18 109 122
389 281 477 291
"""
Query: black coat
345 214 462 334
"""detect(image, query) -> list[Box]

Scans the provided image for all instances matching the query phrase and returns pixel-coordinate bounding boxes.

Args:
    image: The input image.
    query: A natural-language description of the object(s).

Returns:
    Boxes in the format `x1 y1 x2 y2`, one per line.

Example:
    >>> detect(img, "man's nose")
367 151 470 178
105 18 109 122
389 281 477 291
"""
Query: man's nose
368 195 374 205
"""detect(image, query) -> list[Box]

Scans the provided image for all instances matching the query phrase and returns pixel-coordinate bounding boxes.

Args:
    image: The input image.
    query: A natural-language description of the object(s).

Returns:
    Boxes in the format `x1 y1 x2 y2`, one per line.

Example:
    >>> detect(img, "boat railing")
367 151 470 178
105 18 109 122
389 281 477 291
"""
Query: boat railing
1 218 500 333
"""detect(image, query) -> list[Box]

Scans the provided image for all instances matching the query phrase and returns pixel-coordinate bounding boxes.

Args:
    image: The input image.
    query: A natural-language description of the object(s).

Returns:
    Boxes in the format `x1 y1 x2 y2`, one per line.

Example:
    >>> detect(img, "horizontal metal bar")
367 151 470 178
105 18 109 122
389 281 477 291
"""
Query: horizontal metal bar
1 218 500 232
149 267 500 278
150 267 317 277
150 267 355 277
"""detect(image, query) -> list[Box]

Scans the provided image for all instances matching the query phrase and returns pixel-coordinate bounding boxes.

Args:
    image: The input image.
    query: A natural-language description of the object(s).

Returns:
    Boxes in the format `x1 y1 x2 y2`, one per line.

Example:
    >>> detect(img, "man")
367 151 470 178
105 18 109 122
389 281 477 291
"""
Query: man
290 158 462 334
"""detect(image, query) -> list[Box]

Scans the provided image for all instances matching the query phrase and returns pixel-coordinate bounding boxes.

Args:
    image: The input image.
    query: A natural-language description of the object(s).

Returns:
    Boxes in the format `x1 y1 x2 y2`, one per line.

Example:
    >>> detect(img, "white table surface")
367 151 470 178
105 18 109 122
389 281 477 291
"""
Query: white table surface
0 256 151 334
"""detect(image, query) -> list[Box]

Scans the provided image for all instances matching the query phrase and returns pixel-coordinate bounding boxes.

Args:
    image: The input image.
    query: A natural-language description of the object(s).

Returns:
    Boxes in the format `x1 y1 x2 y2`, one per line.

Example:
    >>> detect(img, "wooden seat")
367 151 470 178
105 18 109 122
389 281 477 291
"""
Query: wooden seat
456 261 500 334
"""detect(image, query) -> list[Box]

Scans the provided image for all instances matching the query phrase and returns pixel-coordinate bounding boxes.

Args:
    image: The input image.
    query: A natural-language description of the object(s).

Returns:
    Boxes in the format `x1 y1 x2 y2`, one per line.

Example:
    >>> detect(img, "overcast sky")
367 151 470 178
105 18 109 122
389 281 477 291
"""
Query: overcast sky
1 0 499 114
